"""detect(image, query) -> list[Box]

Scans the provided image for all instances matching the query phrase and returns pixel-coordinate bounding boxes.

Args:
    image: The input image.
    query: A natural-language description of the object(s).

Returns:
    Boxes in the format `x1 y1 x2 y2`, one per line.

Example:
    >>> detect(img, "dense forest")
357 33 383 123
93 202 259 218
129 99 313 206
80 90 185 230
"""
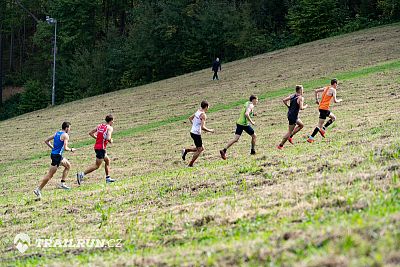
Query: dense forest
0 0 399 120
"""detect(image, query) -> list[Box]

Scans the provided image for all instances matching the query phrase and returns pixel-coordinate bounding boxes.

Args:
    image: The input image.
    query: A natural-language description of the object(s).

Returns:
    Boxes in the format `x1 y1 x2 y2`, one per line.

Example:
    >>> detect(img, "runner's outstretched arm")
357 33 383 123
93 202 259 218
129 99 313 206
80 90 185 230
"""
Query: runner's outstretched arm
315 88 325 104
299 96 308 110
62 134 75 152
200 114 214 133
188 114 195 124
89 128 97 139
333 90 343 103
44 135 54 149
282 95 291 108
107 127 114 144
245 106 255 125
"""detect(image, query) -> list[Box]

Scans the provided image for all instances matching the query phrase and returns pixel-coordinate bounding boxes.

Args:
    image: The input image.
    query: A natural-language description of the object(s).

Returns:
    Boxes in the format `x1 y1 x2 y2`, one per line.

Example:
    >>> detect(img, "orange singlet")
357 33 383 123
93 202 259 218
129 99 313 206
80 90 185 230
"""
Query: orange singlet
319 86 334 110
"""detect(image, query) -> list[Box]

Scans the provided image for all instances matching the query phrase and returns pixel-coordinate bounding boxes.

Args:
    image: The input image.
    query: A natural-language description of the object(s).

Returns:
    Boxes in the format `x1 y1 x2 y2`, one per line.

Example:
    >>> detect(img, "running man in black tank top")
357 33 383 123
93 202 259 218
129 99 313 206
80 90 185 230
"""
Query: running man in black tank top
277 85 308 149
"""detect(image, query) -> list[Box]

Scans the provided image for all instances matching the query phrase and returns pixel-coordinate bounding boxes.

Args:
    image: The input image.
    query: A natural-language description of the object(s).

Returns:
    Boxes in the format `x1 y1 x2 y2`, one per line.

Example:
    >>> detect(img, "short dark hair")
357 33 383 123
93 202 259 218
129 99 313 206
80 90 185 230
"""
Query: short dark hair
105 114 114 123
295 85 303 92
62 122 71 130
331 78 338 85
249 95 257 102
201 100 209 109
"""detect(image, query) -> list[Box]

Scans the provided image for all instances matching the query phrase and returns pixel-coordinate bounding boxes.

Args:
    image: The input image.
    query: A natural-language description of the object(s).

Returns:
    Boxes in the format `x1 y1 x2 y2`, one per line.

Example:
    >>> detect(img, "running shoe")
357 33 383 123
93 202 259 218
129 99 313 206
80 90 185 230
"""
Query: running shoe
76 172 84 185
58 183 70 190
288 137 294 144
220 150 227 160
106 177 116 183
319 128 326 138
34 188 42 199
181 149 187 161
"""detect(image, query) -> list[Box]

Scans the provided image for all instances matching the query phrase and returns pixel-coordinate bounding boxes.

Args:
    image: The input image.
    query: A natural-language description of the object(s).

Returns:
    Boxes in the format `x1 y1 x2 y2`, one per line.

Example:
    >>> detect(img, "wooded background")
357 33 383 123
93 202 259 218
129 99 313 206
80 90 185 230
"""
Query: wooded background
0 0 399 119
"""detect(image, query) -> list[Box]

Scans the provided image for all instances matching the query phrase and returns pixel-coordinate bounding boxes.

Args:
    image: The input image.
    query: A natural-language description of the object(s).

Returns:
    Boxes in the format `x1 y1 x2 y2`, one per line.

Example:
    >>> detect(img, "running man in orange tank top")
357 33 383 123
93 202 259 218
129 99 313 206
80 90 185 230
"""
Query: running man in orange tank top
307 79 343 143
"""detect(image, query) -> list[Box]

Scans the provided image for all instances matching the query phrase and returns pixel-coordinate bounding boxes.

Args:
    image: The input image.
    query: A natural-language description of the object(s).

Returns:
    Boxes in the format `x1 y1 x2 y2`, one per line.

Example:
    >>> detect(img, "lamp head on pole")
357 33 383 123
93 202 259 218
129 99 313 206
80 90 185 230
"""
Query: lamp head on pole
46 16 56 24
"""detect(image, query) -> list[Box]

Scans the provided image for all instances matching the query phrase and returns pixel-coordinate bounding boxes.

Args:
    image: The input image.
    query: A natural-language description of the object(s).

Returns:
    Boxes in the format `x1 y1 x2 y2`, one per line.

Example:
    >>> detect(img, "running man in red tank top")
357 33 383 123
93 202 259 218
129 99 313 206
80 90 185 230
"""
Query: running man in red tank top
77 115 115 184
307 79 343 143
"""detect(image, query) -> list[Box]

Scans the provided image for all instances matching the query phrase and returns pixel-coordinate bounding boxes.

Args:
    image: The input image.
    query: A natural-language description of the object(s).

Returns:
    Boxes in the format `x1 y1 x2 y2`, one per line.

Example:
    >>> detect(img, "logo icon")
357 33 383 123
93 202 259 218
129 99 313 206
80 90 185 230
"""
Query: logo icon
14 233 30 254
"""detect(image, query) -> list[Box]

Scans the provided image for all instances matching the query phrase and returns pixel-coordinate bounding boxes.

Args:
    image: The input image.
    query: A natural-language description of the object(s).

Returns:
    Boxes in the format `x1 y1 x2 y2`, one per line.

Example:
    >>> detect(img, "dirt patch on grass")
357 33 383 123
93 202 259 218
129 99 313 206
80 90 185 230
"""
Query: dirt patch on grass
386 252 400 266
193 215 215 227
307 256 348 267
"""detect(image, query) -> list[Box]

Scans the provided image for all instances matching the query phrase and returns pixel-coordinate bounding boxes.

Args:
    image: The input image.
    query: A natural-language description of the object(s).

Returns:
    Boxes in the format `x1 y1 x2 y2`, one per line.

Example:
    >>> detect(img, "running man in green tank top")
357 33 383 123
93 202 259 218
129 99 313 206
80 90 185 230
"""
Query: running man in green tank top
220 95 258 160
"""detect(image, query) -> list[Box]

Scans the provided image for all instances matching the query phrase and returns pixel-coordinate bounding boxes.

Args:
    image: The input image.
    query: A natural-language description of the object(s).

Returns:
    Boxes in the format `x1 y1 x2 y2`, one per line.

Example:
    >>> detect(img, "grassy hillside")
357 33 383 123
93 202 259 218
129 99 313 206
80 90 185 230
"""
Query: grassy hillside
0 24 399 266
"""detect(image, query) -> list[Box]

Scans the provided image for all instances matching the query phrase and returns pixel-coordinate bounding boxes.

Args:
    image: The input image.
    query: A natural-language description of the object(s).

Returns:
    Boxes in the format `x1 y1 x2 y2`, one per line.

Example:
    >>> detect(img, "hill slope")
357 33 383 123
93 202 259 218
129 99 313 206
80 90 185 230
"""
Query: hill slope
0 24 399 266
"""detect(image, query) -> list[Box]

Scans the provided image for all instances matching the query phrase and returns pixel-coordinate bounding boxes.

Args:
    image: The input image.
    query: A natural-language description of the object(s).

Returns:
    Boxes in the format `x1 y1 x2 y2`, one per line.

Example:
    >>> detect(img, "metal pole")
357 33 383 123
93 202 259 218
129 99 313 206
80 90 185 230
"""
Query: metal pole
51 21 56 106
0 31 3 105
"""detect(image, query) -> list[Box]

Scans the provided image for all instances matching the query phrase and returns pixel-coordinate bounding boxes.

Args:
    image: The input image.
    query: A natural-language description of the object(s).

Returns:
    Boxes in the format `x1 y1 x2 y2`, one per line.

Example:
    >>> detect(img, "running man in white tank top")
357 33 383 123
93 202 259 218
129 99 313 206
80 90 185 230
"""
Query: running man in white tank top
191 110 203 135
182 100 214 167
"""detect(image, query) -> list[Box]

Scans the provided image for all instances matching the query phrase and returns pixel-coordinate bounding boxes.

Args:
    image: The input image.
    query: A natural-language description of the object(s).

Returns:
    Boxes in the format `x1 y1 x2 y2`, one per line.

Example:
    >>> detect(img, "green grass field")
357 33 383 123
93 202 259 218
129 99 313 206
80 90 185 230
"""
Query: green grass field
0 24 399 266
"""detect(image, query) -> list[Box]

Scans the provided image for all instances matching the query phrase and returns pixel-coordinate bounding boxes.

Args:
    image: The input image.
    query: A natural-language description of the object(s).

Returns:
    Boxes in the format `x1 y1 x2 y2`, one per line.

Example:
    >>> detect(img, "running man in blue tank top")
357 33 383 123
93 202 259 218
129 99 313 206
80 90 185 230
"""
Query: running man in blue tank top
277 85 308 149
34 122 76 199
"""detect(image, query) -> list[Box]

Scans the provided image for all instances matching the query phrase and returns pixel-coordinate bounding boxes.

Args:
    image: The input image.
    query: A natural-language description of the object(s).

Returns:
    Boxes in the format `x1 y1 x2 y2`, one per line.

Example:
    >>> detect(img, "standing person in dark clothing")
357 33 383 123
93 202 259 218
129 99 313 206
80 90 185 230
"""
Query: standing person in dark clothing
212 57 222 80
277 85 308 149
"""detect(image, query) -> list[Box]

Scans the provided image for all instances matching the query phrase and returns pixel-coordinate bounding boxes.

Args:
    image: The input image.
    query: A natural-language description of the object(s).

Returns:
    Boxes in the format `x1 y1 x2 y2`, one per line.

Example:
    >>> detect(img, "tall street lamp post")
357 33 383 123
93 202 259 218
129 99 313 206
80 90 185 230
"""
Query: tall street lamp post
46 16 57 106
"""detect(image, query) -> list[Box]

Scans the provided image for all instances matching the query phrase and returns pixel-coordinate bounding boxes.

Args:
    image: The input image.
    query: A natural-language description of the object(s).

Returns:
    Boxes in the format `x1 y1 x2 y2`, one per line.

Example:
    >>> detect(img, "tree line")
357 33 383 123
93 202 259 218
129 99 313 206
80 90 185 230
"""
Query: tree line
0 0 399 120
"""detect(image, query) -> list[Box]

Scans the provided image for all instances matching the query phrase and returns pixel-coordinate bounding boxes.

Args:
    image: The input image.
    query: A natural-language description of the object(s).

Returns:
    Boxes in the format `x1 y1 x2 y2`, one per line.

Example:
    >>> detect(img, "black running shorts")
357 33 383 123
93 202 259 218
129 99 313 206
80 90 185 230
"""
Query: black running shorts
190 132 203 148
95 149 107 159
319 109 331 120
51 154 63 167
288 116 298 125
235 124 255 136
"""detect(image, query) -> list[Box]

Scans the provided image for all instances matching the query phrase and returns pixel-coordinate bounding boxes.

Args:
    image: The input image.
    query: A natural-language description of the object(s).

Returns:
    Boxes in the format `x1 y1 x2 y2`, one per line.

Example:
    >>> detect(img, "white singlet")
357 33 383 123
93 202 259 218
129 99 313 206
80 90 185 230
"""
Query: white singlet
190 110 204 135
